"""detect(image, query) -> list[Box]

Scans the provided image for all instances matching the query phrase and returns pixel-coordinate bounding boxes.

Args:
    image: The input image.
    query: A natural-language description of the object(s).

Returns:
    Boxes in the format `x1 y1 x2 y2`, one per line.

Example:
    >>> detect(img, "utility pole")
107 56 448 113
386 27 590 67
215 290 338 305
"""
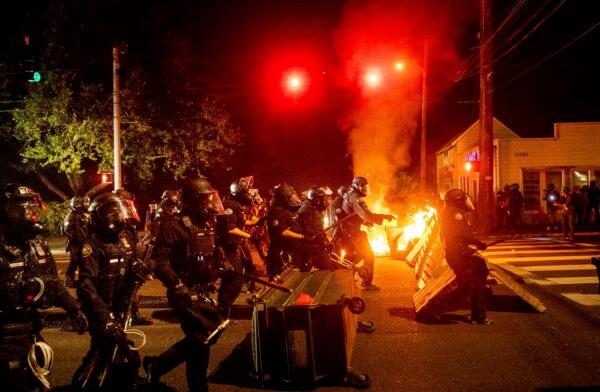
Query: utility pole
478 0 494 233
112 46 122 191
419 40 429 194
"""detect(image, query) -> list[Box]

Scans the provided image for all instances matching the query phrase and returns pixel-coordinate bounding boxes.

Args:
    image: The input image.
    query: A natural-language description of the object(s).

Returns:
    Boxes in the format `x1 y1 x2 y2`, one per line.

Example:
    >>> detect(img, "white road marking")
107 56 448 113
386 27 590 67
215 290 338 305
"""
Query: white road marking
491 255 594 264
545 276 599 285
521 264 596 272
484 248 596 256
562 293 600 306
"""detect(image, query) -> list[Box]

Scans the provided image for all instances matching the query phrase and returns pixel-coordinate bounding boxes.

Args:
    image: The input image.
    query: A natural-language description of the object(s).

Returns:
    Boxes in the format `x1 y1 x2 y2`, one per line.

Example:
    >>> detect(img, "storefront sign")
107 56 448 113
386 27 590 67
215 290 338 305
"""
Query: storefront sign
514 152 529 157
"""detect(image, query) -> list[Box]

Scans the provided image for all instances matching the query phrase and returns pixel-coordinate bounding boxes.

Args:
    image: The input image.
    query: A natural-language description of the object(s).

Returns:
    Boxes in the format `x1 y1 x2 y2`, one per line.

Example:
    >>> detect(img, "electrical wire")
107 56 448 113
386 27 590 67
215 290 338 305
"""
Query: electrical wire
493 19 600 92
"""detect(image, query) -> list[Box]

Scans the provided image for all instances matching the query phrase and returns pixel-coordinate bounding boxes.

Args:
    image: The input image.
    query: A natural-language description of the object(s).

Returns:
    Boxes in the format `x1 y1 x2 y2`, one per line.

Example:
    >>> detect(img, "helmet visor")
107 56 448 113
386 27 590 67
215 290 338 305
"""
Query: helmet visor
288 192 301 208
97 198 140 228
197 190 225 215
464 195 475 212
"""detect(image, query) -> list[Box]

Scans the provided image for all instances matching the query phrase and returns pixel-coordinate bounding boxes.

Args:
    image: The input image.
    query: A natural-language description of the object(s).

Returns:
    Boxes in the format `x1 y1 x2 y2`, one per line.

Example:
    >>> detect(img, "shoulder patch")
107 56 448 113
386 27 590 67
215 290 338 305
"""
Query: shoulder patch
81 242 93 258
224 208 234 215
272 219 279 227
454 213 463 221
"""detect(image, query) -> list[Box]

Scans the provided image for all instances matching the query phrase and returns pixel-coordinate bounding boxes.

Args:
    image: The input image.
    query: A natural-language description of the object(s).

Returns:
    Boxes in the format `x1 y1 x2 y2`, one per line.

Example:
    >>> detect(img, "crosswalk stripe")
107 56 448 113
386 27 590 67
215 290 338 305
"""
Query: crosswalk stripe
487 244 570 250
483 248 597 256
521 264 596 272
561 293 600 306
545 276 599 285
491 255 593 264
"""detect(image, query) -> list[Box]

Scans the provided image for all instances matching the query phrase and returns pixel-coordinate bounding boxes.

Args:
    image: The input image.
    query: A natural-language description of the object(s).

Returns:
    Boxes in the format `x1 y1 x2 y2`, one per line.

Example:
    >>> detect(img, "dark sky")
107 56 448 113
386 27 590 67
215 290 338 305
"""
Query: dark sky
2 0 599 200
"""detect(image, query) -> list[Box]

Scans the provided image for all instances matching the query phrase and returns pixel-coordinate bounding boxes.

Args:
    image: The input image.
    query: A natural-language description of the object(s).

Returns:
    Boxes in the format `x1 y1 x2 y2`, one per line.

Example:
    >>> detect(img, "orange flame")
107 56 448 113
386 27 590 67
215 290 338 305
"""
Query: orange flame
397 207 437 251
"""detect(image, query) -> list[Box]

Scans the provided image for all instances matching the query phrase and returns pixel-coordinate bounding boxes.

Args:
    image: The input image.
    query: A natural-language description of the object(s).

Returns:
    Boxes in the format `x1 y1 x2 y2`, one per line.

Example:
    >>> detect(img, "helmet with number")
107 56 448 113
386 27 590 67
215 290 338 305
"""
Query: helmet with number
307 187 328 212
181 177 224 216
160 190 181 214
351 176 370 197
69 196 90 212
230 178 252 206
89 192 140 234
273 183 301 210
444 189 474 212
0 183 45 237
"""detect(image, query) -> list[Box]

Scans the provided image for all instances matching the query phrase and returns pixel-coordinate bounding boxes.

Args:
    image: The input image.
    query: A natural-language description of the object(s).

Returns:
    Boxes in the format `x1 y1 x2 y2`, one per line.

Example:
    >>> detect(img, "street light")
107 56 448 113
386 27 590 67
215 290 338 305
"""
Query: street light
394 61 405 71
282 69 308 98
365 69 381 88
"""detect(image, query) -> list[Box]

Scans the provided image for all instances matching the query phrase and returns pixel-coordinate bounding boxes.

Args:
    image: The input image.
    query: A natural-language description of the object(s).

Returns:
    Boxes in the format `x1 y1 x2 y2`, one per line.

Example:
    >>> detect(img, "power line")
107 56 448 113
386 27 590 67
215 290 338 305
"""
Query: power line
493 19 600 92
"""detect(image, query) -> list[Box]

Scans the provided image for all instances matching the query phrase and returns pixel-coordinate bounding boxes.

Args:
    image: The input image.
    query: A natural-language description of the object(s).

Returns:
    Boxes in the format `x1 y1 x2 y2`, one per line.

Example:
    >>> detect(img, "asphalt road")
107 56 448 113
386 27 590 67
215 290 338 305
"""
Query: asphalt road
41 237 600 392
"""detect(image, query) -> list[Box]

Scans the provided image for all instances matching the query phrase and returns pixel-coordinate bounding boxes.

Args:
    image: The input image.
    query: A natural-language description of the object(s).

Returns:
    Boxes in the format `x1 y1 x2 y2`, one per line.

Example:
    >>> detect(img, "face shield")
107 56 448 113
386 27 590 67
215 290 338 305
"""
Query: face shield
464 195 475 212
195 190 225 215
6 196 44 226
96 198 140 231
287 192 301 208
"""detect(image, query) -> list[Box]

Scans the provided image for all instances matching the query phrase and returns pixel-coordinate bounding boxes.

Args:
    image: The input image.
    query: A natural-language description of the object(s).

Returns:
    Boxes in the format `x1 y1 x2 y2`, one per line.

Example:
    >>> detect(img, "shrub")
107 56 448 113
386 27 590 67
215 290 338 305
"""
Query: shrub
40 201 70 237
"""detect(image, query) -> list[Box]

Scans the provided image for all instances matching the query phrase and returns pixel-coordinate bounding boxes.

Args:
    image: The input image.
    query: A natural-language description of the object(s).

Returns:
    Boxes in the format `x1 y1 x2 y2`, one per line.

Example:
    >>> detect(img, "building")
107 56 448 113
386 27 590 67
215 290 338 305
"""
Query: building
436 118 600 223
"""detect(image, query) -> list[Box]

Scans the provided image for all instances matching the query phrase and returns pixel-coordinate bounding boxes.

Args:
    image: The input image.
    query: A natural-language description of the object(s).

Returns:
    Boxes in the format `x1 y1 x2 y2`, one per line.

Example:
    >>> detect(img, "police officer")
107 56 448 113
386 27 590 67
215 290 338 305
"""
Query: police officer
143 177 226 392
64 196 90 288
71 191 148 390
298 187 332 271
341 177 394 290
0 184 87 392
265 183 304 280
439 189 491 325
217 178 257 305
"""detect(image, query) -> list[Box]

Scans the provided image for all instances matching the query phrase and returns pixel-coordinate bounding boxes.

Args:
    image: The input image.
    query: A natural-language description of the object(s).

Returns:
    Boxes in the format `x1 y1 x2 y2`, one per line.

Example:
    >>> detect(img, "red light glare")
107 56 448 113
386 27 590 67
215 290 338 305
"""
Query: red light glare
365 69 381 88
288 75 302 90
282 69 309 98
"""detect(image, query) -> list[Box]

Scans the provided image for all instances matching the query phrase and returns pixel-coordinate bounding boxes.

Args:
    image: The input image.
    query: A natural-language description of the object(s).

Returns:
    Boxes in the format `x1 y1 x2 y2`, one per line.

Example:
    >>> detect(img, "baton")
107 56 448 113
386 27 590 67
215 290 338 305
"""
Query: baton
218 268 292 293
204 319 231 345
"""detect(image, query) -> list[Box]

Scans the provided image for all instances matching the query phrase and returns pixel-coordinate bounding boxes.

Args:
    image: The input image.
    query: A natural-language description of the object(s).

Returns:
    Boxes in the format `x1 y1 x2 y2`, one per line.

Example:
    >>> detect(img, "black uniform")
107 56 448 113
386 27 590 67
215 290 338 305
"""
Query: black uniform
341 189 387 286
1 184 86 392
439 204 489 323
265 206 300 279
298 200 331 271
216 195 246 308
71 230 143 390
64 209 89 285
144 178 230 391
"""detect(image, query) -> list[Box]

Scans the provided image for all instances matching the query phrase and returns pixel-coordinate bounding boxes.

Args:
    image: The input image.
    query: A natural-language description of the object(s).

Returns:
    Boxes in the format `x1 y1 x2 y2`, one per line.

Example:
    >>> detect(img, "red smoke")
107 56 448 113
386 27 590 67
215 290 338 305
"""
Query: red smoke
334 0 474 202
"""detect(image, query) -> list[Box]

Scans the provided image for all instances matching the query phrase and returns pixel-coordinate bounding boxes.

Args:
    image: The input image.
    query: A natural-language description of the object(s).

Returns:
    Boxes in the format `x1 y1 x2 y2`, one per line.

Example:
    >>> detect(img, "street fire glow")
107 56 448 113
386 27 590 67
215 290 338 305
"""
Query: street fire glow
397 207 437 251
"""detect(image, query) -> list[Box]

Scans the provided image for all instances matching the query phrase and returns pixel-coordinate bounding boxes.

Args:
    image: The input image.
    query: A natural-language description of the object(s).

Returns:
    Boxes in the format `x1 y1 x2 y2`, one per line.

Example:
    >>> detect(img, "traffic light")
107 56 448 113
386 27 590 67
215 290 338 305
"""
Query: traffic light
27 71 42 83
101 172 113 184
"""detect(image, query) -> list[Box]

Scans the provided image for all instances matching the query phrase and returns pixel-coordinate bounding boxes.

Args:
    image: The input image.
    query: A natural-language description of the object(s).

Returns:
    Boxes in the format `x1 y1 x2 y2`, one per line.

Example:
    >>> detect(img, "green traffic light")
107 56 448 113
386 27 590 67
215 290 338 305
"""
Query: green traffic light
28 71 42 83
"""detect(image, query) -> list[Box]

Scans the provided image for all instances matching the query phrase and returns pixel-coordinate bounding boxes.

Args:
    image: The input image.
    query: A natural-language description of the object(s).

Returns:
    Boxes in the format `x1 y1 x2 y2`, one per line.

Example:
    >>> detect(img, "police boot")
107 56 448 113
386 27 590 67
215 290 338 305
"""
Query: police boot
143 356 161 384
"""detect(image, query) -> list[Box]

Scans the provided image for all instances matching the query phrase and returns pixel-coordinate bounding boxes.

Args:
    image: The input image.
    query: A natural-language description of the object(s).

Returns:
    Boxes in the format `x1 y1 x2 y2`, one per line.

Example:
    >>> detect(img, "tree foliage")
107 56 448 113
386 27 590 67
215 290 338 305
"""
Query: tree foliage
5 2 241 198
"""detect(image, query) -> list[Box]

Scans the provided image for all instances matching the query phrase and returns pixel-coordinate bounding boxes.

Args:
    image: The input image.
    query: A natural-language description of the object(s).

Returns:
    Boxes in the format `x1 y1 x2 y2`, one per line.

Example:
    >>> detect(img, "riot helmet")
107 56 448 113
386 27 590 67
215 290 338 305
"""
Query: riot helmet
351 176 370 197
0 184 45 237
272 183 301 210
69 195 90 212
89 192 140 234
444 189 474 212
181 177 224 216
160 189 182 214
307 187 328 212
230 177 252 206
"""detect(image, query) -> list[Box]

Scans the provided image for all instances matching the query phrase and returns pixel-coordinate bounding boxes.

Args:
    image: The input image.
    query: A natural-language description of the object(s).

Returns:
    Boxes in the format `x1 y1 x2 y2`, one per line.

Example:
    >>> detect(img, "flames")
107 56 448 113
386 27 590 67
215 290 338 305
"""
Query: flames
365 196 437 256
396 206 437 251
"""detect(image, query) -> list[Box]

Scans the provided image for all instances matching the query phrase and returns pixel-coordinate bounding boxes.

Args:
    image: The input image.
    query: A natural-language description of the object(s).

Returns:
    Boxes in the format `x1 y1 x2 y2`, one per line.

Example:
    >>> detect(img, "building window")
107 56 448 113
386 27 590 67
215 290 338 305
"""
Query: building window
523 170 541 212
442 151 449 166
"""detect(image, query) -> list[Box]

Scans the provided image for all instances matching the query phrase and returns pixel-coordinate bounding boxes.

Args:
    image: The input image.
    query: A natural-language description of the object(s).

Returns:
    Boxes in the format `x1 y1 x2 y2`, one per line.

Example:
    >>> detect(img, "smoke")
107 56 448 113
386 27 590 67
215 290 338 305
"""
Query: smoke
334 0 472 205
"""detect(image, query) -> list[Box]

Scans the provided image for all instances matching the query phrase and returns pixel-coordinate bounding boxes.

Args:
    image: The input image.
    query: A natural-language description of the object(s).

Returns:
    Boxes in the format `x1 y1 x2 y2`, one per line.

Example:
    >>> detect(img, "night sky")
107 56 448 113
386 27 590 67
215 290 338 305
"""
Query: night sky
1 0 599 203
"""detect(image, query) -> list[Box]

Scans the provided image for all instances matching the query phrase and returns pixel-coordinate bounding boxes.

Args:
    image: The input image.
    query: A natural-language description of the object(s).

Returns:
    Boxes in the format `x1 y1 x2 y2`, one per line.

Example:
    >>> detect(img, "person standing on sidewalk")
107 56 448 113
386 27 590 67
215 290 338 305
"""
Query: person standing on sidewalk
555 187 575 241
507 183 525 237
543 184 560 232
